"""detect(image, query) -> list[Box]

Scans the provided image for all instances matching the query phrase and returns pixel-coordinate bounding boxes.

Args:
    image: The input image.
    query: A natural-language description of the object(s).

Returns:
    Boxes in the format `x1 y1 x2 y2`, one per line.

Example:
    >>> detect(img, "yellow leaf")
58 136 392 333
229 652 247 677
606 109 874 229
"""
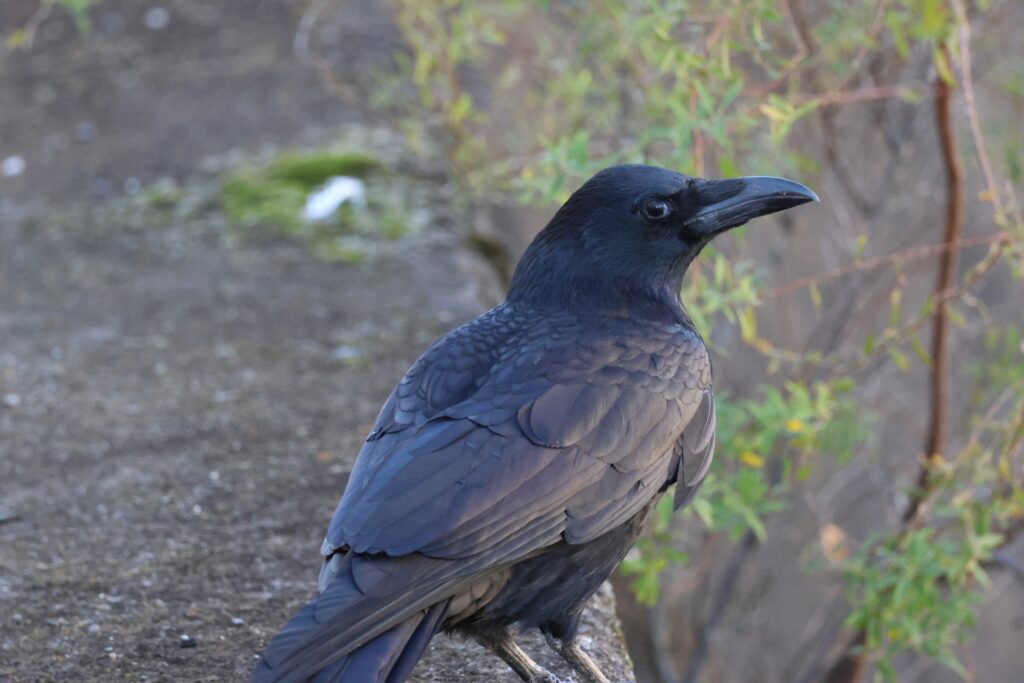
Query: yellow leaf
738 306 757 343
809 283 822 313
739 451 765 468
759 104 790 123
6 28 27 49
933 46 955 85
785 419 806 433
752 338 774 355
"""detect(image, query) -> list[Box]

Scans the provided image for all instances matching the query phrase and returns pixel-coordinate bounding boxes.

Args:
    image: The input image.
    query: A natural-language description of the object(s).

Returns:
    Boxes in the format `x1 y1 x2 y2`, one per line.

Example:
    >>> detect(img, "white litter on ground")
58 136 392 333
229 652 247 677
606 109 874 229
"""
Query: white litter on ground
302 176 366 221
2 155 26 177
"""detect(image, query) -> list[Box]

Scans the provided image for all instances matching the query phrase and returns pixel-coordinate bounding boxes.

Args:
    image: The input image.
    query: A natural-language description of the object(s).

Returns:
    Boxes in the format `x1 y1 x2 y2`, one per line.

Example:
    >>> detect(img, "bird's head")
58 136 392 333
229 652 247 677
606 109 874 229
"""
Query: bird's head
507 164 818 321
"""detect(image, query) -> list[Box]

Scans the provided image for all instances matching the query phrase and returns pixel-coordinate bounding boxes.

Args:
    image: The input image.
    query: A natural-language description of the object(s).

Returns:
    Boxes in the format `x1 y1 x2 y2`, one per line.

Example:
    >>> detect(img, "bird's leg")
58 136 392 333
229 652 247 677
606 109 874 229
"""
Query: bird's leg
474 627 561 683
543 632 611 683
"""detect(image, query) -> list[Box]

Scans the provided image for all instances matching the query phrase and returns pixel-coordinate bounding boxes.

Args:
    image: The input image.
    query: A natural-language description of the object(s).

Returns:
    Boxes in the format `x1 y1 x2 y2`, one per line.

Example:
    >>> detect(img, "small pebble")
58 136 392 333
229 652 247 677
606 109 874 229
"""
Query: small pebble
179 634 197 649
144 7 170 31
331 345 363 361
77 122 97 142
230 617 245 626
1 156 25 177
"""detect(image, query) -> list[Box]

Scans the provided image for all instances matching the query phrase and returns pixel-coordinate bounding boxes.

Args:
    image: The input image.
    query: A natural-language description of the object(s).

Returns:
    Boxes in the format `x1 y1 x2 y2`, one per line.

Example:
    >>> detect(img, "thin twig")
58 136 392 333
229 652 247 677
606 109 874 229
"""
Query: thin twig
764 232 1011 299
837 0 892 90
797 83 923 108
294 0 335 60
13 0 55 50
951 0 1005 220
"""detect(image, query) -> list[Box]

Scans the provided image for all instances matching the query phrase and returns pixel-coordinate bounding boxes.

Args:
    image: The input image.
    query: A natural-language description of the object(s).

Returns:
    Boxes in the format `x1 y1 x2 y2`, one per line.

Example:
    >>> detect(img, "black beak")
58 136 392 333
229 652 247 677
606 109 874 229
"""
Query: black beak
684 176 819 236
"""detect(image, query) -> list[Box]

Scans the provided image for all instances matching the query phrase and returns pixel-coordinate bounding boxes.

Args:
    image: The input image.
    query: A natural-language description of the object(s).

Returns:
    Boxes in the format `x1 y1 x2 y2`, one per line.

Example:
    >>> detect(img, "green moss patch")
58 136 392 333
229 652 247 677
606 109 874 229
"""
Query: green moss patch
265 152 379 187
219 150 407 263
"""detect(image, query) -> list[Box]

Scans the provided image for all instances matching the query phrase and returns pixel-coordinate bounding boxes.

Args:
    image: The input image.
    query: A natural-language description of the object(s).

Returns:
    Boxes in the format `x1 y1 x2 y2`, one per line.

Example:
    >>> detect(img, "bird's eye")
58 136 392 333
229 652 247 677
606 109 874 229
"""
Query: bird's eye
642 198 671 220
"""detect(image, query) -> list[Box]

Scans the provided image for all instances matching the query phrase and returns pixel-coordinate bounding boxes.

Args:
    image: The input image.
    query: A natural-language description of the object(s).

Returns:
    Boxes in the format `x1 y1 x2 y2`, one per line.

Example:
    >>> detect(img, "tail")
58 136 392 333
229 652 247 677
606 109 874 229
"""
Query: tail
253 597 447 683
251 554 451 683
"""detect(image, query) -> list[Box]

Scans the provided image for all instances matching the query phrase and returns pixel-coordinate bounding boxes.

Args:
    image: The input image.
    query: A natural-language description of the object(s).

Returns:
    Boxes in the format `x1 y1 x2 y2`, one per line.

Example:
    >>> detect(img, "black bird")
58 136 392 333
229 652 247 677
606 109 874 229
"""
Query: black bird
253 165 817 683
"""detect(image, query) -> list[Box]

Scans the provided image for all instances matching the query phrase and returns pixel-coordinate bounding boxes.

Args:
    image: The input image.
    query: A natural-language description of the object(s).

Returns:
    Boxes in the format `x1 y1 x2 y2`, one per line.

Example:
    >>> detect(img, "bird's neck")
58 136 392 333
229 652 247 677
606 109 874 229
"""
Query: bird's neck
507 254 689 326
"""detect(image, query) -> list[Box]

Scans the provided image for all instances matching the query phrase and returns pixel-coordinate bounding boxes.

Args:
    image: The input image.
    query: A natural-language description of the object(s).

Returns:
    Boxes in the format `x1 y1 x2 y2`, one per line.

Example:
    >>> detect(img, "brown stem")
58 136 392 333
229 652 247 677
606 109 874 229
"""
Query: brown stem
817 47 964 683
918 57 964 489
798 84 922 107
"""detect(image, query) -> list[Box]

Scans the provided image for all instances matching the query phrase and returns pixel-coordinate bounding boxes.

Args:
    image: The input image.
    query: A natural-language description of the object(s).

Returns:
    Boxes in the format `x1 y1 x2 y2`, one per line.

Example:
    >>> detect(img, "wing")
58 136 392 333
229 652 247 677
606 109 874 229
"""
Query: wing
326 308 713 560
673 388 716 509
259 308 716 681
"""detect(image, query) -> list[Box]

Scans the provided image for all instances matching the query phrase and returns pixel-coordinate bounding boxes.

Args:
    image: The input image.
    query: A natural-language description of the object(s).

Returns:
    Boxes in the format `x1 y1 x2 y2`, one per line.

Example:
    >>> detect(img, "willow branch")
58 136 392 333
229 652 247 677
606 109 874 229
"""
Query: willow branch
818 45 964 683
919 51 964 482
952 0 1005 220
796 84 922 108
764 232 1010 299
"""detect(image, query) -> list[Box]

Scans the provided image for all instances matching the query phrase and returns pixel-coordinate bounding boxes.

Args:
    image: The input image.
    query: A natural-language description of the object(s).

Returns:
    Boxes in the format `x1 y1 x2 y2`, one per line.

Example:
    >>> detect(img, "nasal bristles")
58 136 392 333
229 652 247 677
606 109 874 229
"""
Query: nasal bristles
693 178 745 204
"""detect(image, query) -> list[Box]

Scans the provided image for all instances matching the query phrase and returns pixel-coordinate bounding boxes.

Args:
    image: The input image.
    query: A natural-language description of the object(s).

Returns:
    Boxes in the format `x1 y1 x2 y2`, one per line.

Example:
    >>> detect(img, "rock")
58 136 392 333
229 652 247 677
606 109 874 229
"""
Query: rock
412 584 631 682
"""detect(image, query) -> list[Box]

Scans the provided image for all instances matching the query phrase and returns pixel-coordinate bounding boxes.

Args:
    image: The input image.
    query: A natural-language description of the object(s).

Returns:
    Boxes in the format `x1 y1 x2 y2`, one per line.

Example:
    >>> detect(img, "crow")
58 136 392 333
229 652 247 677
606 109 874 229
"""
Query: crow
252 164 817 683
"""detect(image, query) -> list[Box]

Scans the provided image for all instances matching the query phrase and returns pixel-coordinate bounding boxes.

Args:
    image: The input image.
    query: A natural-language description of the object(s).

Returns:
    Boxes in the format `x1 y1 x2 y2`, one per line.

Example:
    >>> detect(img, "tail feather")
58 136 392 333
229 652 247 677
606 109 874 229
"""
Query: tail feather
252 554 450 683
255 601 447 683
385 598 449 683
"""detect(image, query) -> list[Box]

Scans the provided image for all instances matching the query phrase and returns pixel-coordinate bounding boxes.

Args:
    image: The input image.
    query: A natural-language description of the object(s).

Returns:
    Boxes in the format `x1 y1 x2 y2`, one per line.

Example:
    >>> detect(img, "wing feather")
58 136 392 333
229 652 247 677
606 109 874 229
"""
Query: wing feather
673 389 716 509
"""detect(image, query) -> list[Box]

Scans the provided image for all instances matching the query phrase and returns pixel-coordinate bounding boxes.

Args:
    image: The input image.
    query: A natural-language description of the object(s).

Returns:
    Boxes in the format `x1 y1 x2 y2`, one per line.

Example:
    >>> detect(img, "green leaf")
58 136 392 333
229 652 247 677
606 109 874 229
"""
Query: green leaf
863 334 875 355
933 46 955 85
742 508 768 541
832 377 856 393
691 497 715 527
890 348 910 372
889 288 902 327
911 337 932 366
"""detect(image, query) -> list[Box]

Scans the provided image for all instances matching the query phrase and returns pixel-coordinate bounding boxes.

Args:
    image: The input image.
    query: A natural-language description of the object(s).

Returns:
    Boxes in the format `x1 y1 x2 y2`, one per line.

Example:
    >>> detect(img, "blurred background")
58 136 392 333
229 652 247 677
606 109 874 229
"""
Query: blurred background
1 1 1022 681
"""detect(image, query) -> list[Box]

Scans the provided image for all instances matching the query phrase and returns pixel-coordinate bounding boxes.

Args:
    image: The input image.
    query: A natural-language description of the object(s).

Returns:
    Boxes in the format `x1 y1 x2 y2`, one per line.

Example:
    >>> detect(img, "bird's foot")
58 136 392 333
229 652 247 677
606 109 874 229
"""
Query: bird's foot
542 634 613 683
